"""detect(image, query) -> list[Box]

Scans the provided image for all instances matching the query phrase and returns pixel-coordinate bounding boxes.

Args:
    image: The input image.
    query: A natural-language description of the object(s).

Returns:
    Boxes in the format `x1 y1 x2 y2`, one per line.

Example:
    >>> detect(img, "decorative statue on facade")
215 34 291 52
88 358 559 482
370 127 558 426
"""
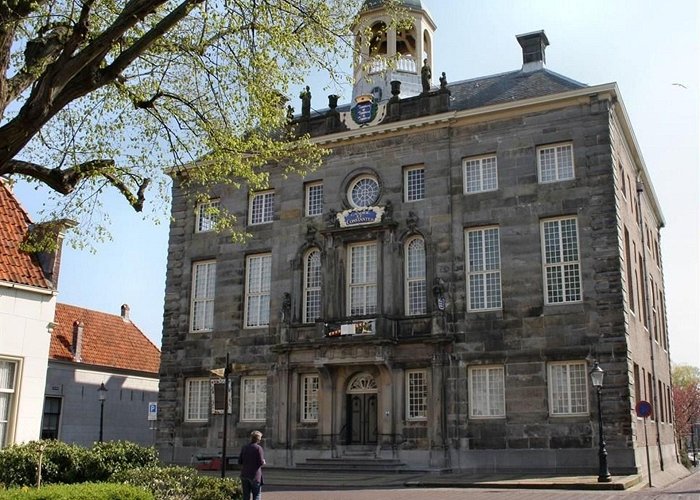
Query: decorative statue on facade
281 293 291 324
326 208 338 228
432 278 447 312
286 104 295 123
421 59 431 93
300 86 311 119
439 72 448 90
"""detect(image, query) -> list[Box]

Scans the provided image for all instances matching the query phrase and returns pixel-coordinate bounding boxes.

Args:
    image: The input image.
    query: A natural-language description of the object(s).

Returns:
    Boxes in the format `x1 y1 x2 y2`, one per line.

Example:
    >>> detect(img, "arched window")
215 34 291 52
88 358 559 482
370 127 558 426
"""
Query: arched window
369 22 388 56
303 249 322 323
396 25 416 57
405 237 427 315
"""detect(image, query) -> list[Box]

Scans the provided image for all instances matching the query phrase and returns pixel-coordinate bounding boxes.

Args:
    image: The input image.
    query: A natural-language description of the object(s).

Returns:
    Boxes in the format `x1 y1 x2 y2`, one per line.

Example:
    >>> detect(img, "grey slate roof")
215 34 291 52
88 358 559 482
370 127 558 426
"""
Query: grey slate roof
447 68 586 110
309 68 586 119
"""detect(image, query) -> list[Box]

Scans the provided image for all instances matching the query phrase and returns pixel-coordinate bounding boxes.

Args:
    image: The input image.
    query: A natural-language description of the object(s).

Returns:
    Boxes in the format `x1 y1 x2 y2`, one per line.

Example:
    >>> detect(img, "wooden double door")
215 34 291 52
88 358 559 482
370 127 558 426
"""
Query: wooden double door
346 393 377 445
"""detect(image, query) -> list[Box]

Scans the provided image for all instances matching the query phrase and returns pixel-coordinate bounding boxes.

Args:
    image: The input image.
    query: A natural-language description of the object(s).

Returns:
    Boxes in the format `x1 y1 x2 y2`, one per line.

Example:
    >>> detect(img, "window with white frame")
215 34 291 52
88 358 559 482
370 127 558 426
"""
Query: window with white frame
249 190 275 225
190 261 216 332
245 253 272 328
195 199 220 233
405 237 427 315
0 360 17 448
469 365 505 418
185 378 209 422
241 376 267 421
537 143 574 183
542 217 582 304
463 155 498 193
548 361 588 415
305 182 324 217
348 242 377 316
466 227 502 311
406 370 428 420
404 166 425 202
300 374 319 422
303 249 322 323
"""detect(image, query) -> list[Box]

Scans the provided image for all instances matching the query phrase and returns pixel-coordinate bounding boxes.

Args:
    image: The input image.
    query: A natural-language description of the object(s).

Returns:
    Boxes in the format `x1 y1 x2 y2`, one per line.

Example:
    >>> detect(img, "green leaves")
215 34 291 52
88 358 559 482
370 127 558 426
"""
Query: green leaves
0 0 366 243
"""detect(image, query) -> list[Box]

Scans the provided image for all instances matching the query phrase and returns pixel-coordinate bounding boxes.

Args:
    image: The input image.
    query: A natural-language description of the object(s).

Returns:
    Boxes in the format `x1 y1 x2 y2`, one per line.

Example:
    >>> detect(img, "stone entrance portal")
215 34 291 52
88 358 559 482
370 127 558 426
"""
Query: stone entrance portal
345 373 378 445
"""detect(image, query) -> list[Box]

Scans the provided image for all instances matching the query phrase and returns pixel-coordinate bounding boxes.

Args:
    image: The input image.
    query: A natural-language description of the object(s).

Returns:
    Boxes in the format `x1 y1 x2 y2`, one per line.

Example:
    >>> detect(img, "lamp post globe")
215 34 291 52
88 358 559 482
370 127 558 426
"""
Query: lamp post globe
590 362 611 482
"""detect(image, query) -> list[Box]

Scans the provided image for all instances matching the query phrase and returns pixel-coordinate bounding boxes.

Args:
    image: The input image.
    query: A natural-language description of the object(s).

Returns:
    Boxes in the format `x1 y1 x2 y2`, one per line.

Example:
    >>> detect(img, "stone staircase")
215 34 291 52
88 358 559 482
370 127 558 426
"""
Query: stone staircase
296 446 407 473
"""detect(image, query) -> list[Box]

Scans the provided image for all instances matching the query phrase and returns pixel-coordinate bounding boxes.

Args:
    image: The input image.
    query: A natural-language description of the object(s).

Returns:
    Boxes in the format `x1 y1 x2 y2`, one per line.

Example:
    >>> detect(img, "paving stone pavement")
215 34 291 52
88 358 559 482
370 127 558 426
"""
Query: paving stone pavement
257 464 699 500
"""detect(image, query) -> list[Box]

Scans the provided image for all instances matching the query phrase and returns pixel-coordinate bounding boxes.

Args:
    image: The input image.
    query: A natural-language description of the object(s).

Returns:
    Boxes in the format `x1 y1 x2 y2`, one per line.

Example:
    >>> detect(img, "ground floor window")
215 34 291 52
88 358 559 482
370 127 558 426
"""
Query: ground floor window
469 365 505 418
41 396 62 439
406 370 428 420
0 360 17 448
241 377 267 422
548 361 588 415
185 378 209 422
301 374 319 422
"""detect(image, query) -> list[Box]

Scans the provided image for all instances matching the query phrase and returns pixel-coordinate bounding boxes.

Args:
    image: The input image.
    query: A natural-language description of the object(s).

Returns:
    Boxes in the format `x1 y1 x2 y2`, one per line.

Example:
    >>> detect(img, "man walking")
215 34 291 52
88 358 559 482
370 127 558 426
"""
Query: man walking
239 430 266 500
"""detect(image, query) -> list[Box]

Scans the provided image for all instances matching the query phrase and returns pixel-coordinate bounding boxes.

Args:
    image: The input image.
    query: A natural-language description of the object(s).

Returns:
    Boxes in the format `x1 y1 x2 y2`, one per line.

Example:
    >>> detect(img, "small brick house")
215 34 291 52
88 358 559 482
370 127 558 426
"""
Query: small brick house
44 303 161 446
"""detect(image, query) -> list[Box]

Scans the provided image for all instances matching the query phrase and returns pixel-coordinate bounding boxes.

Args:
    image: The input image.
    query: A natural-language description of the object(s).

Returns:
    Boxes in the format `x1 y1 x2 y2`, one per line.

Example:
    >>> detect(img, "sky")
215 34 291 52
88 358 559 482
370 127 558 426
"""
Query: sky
12 0 700 367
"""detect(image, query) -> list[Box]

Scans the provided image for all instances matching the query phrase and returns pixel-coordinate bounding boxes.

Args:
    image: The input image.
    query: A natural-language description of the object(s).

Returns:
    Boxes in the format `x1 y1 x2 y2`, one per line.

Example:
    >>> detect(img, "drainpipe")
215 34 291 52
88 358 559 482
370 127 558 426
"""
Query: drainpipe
636 178 664 471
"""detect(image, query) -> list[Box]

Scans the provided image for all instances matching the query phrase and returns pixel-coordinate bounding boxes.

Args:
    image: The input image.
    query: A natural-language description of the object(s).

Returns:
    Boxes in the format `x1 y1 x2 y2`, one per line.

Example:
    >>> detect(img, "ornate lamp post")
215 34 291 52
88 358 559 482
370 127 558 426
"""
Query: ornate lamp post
98 382 108 442
590 362 611 482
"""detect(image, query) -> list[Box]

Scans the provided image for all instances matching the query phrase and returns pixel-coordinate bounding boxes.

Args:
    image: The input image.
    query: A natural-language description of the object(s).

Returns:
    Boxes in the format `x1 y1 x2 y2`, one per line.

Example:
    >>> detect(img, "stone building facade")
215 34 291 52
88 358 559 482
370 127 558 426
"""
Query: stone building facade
157 0 675 475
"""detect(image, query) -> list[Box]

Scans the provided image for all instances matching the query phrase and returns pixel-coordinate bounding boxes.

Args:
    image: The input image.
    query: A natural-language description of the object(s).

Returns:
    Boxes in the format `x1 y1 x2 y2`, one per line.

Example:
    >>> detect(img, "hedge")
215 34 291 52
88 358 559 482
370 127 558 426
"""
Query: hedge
115 466 241 500
0 482 154 500
0 441 158 488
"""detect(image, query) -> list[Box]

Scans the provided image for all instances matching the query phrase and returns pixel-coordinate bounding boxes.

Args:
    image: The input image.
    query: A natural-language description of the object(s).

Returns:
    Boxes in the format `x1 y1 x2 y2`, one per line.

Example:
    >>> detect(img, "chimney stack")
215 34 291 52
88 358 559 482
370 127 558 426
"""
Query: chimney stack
516 30 549 73
121 304 130 321
72 321 84 362
30 219 76 289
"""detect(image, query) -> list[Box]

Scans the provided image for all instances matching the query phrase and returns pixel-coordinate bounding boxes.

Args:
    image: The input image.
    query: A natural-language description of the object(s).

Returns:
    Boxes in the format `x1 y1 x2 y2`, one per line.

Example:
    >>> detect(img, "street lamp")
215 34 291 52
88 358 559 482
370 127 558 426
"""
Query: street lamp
590 362 611 482
97 382 108 442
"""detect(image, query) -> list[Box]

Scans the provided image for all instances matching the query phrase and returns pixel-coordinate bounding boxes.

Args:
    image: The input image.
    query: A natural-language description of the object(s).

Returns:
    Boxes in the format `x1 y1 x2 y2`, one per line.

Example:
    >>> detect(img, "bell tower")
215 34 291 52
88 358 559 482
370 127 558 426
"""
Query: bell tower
352 0 436 102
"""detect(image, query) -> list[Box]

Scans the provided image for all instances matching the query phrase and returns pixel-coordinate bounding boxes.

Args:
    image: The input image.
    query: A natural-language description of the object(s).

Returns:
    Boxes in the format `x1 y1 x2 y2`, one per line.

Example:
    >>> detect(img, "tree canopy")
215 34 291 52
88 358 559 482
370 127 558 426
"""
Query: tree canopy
672 364 700 448
0 0 404 244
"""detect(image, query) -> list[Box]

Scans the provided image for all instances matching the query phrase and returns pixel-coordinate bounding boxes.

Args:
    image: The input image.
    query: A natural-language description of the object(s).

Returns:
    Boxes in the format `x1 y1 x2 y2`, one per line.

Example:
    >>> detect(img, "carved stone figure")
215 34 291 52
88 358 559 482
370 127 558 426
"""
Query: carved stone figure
282 293 291 323
421 59 431 93
300 86 311 118
439 72 447 89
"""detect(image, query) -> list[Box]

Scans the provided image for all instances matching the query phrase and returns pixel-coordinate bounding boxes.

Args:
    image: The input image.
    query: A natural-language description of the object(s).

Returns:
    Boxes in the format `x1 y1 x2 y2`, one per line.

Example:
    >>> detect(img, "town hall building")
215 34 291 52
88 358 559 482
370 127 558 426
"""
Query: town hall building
157 0 676 475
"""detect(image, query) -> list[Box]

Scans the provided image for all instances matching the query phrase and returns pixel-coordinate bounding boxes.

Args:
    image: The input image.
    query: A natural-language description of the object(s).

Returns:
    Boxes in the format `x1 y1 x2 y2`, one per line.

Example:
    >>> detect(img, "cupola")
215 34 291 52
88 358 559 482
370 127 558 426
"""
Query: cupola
352 0 436 102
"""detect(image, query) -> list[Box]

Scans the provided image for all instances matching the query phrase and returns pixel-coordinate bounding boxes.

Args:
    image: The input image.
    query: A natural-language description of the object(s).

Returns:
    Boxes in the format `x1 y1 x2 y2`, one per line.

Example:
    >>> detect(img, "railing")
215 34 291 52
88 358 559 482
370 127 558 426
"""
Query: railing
367 55 416 75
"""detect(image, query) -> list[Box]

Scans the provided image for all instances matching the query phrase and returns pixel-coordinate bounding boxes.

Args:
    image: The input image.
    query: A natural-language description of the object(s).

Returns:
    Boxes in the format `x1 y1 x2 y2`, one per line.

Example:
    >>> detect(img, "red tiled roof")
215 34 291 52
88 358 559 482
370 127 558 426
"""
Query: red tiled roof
51 303 161 374
0 180 52 289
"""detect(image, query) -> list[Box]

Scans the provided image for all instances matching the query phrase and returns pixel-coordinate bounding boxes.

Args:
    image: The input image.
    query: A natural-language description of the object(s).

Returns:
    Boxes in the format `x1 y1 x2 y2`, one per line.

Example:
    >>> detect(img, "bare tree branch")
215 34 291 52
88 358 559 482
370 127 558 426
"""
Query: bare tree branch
6 158 115 194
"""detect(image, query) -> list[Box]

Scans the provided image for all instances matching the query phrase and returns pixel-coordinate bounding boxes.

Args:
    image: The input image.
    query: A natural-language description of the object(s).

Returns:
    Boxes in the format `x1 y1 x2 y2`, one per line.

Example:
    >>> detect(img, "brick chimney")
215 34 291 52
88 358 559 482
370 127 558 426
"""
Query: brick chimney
516 30 549 73
30 218 76 289
72 321 84 362
121 304 130 322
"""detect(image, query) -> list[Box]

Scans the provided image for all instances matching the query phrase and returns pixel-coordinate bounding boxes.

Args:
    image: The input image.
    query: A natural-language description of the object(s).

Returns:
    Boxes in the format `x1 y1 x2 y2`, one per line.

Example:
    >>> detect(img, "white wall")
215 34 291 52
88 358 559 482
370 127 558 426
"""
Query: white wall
45 364 160 447
0 284 56 446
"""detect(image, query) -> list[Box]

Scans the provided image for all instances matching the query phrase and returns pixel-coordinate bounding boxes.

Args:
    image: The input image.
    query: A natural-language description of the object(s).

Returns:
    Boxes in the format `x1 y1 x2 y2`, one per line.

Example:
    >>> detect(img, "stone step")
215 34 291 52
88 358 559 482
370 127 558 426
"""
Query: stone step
296 457 407 472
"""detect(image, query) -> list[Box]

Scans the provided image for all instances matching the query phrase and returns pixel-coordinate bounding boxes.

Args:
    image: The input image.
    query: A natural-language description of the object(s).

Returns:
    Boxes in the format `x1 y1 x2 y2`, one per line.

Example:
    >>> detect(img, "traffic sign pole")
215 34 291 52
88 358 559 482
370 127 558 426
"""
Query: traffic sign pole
636 400 653 487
